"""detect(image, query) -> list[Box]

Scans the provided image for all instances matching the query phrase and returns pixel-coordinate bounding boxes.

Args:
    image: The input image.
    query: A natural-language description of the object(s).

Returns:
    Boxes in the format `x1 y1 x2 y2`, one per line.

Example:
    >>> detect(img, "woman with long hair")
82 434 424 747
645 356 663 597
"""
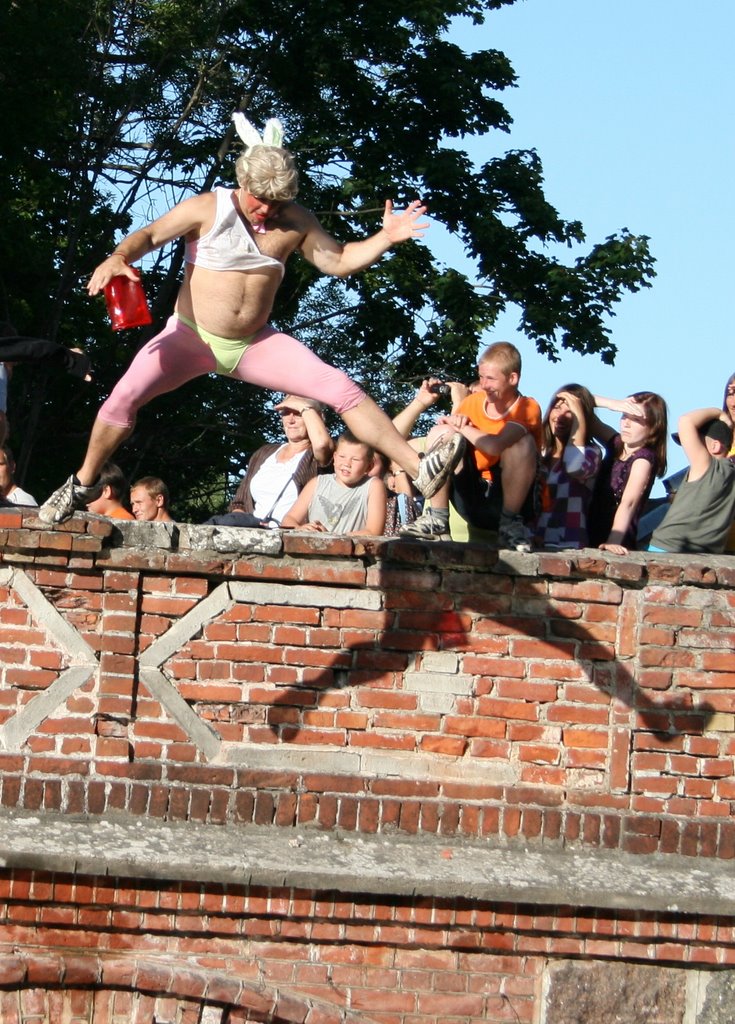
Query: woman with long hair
535 383 601 550
588 391 668 554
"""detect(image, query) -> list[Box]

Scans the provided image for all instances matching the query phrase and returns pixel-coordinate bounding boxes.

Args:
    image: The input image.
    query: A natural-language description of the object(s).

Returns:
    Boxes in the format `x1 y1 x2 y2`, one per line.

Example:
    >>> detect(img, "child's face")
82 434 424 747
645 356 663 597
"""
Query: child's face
548 395 574 440
477 360 518 404
619 404 650 448
334 441 372 485
725 381 735 421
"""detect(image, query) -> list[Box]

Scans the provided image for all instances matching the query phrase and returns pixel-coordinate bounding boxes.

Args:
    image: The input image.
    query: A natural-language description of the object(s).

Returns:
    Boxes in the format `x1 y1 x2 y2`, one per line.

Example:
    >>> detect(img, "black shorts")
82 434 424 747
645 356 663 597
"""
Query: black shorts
450 456 539 531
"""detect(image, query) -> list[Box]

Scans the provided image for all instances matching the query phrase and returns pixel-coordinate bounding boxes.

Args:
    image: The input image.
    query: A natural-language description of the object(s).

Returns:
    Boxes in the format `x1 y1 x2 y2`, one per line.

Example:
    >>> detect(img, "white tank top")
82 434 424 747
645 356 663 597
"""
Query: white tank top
185 187 284 277
250 446 304 523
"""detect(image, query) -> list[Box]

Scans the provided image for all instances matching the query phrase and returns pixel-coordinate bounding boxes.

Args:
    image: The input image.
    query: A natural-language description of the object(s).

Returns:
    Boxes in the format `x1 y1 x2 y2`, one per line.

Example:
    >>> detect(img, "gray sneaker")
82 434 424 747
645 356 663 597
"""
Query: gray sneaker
38 474 103 525
498 512 532 553
399 508 451 541
412 433 465 499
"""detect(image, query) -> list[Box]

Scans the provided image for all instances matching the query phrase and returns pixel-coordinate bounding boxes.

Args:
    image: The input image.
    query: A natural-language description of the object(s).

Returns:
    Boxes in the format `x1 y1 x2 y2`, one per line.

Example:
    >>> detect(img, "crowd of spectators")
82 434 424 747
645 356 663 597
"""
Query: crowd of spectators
3 330 734 555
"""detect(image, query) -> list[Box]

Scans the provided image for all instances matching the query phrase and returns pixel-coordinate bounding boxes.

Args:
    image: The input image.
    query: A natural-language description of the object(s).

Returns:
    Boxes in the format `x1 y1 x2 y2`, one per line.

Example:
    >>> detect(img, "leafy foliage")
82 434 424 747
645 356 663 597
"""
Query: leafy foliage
0 0 654 518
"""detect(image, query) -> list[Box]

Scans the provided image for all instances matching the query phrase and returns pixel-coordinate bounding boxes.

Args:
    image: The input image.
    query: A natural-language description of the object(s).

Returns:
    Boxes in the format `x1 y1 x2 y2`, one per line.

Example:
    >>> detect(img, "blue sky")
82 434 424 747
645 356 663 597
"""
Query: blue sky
438 0 734 491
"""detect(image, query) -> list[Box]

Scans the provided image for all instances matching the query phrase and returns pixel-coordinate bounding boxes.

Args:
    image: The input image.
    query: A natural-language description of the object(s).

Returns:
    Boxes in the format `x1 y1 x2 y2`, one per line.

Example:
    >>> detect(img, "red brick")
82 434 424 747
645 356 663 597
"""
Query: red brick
549 704 610 726
475 698 540 722
419 735 468 756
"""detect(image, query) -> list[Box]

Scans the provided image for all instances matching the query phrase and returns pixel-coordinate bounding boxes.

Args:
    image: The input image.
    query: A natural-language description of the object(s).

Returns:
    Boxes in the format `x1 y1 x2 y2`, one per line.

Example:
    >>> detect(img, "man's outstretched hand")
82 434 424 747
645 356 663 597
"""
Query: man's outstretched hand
381 199 429 244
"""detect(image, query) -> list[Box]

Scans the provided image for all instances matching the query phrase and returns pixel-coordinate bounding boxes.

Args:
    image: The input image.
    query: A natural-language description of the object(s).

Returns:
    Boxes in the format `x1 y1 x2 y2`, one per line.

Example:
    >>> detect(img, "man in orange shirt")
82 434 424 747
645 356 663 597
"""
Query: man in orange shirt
400 342 542 551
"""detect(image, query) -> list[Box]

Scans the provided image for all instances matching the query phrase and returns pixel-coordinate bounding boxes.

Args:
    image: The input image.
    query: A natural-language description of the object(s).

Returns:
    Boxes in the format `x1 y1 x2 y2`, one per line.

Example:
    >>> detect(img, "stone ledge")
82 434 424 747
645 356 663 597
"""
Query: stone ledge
2 507 735 586
0 810 732 917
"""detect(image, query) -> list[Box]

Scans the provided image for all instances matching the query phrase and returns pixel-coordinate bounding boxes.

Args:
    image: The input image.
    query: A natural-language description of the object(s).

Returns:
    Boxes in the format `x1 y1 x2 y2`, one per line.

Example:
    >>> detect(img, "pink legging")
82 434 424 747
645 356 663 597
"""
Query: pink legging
99 315 367 429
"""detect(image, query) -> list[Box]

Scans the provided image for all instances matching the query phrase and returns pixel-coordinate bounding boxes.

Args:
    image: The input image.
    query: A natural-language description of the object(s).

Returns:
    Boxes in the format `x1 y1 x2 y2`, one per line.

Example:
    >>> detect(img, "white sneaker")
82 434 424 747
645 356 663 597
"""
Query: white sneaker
399 509 451 541
412 434 465 499
38 474 103 525
498 512 533 553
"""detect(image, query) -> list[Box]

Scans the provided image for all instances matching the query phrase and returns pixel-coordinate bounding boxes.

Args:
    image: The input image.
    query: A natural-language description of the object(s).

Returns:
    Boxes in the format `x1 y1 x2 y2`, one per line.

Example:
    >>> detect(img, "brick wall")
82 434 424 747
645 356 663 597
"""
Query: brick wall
0 508 734 1022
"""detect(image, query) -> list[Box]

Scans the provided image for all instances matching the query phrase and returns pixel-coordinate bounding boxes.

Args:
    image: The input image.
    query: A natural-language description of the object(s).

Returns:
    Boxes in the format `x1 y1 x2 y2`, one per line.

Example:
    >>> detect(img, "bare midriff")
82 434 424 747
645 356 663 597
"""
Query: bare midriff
175 262 283 339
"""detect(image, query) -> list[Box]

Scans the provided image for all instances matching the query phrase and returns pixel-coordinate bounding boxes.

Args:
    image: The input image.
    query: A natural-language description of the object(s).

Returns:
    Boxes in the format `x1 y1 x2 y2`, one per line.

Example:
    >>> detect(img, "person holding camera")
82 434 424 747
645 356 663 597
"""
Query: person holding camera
391 376 456 437
400 342 542 550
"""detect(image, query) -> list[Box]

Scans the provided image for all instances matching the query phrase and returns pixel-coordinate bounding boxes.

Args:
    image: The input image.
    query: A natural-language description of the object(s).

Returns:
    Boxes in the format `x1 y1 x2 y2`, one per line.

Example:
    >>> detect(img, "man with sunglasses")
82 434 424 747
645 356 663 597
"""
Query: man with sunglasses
206 394 333 529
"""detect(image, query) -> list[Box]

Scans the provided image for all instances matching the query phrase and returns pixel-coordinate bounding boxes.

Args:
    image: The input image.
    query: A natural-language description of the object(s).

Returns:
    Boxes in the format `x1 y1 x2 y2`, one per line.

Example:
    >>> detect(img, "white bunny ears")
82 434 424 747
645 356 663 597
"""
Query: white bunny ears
231 112 284 150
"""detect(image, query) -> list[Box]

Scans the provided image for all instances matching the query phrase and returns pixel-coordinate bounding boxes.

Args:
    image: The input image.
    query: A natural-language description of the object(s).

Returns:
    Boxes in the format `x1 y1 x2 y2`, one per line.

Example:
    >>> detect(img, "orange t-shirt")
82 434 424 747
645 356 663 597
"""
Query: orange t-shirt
106 506 135 520
456 392 543 480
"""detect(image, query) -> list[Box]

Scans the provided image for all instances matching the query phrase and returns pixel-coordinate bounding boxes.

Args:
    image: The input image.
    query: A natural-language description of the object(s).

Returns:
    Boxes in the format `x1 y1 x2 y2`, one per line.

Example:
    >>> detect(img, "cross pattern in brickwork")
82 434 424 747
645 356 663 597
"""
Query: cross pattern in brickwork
138 580 386 762
137 581 235 761
0 568 98 751
0 573 381 762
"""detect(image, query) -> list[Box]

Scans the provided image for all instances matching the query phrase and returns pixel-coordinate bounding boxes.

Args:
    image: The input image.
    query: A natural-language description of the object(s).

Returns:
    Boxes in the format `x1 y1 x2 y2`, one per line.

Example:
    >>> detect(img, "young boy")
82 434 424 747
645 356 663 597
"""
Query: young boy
400 342 542 550
280 430 387 536
649 408 735 554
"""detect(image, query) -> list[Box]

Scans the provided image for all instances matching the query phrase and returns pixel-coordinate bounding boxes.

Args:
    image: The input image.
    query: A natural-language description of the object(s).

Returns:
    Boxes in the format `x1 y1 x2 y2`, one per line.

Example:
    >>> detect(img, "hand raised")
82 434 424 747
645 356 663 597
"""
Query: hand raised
381 199 429 244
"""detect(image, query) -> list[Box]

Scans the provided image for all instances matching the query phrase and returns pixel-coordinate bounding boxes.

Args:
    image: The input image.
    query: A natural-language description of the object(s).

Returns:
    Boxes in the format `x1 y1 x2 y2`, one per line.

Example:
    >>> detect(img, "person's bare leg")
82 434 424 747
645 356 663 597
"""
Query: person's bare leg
497 434 537 515
39 416 134 523
76 417 133 486
340 396 421 478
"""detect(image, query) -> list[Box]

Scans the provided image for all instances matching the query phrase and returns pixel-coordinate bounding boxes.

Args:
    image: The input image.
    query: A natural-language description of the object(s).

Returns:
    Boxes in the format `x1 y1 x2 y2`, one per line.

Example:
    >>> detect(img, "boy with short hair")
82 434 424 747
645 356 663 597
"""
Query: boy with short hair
400 341 542 550
281 430 387 536
86 461 135 520
650 408 735 554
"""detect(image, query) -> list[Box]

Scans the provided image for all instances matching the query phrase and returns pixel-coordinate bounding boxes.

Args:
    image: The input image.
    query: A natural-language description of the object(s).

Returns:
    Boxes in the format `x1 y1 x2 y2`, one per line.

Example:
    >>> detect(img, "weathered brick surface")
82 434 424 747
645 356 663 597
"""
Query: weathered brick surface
1 511 734 1020
0 874 733 1021
2 515 734 859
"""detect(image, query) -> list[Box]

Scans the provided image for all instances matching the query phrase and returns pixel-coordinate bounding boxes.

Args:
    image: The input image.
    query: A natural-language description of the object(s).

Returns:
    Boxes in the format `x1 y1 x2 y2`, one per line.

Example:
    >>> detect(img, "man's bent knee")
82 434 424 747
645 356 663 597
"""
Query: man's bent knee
97 400 136 431
330 380 368 415
500 432 536 468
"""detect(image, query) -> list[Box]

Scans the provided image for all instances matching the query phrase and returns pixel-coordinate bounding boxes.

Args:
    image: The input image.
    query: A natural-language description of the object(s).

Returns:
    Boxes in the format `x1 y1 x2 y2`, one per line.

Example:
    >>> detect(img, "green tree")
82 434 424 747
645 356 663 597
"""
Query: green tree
0 0 654 519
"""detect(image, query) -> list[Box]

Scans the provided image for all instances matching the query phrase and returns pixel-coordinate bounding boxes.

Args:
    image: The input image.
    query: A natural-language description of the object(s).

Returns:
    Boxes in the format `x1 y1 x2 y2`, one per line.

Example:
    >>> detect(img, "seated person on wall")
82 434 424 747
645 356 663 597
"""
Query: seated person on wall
389 375 480 542
130 476 175 523
205 394 334 528
0 444 37 506
722 371 735 553
280 430 386 536
400 342 542 551
86 462 135 520
649 409 735 555
370 451 422 536
587 391 669 555
534 384 601 550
